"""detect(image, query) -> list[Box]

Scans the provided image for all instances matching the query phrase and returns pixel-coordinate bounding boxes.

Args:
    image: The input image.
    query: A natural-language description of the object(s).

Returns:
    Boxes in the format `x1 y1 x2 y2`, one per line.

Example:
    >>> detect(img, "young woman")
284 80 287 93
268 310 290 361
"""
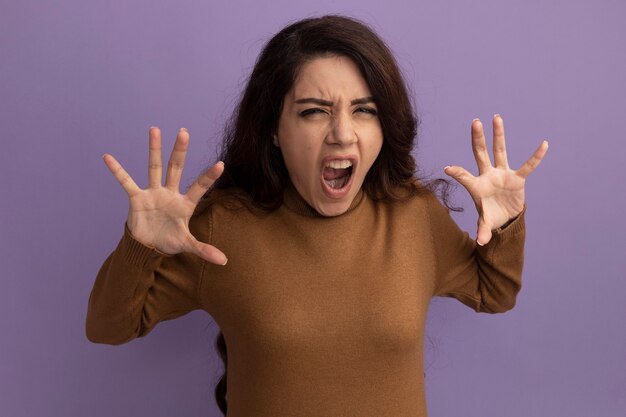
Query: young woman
86 14 548 416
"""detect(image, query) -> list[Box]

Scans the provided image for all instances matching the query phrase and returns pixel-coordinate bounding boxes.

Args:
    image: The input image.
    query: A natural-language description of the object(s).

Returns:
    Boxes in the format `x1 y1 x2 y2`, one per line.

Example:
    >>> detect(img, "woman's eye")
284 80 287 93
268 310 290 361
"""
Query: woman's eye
356 107 378 115
300 108 326 116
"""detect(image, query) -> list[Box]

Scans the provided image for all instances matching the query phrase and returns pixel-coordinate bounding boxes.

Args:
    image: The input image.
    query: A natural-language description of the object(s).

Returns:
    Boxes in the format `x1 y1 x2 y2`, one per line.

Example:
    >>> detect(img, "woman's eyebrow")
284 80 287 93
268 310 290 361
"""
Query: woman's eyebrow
350 96 375 105
294 97 375 106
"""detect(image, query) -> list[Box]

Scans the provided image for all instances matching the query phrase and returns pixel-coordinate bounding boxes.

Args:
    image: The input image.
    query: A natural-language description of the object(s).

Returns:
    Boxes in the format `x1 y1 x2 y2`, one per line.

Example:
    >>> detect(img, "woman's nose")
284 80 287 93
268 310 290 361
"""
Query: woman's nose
326 112 357 145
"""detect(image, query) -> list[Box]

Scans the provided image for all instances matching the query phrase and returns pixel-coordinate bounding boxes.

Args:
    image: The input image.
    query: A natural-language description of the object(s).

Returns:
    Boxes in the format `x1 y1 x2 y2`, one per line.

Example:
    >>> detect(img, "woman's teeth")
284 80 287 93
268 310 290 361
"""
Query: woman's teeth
325 160 353 169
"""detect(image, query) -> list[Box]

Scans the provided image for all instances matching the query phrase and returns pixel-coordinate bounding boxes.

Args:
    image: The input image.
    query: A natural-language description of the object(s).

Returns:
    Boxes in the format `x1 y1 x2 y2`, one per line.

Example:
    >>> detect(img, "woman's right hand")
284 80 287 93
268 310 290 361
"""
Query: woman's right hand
103 127 228 265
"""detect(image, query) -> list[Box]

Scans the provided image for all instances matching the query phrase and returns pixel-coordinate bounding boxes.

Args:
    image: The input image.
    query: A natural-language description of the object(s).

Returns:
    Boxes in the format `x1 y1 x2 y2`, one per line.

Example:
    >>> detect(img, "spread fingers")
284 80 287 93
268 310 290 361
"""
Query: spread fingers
148 127 163 188
492 115 509 169
185 161 225 204
103 154 141 198
517 140 549 179
165 128 190 191
471 119 492 174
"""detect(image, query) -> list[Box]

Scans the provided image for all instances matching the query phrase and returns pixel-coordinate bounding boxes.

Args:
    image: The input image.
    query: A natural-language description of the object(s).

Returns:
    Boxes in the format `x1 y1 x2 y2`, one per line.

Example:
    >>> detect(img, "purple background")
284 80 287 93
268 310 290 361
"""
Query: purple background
2 0 625 416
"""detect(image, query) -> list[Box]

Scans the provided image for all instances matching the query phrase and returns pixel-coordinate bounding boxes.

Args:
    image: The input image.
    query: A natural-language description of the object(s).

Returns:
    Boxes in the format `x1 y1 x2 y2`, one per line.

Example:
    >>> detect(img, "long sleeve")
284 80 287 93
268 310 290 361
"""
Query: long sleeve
428 195 526 313
85 223 205 345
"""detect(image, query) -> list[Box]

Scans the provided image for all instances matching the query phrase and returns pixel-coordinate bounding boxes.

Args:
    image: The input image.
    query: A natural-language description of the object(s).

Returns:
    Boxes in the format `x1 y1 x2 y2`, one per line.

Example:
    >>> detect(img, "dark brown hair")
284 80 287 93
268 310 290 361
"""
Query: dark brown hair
207 14 459 415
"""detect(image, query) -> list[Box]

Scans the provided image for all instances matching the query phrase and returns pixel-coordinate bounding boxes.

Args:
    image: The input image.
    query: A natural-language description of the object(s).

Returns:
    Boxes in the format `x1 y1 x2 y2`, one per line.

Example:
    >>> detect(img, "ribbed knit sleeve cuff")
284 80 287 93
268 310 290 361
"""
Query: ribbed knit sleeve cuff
488 204 526 244
120 223 173 267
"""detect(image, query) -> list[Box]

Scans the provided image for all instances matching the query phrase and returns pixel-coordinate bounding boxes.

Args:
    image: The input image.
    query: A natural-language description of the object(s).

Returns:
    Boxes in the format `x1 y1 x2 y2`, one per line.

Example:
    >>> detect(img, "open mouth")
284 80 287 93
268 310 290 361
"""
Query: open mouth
322 159 354 192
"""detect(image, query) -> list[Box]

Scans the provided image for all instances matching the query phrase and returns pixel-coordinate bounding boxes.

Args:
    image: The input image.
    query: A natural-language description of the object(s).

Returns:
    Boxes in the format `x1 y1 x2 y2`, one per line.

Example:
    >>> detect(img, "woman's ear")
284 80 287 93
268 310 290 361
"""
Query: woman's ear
272 133 279 147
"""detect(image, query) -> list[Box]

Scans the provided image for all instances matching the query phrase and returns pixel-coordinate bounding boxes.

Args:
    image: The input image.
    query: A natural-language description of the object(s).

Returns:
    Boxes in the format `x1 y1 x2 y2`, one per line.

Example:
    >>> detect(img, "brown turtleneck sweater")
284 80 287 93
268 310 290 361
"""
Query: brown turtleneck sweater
86 185 525 417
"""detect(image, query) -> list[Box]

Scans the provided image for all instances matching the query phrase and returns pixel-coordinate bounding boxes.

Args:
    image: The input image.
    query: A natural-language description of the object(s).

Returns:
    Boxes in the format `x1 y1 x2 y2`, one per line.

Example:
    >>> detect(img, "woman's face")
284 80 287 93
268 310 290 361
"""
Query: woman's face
275 55 383 216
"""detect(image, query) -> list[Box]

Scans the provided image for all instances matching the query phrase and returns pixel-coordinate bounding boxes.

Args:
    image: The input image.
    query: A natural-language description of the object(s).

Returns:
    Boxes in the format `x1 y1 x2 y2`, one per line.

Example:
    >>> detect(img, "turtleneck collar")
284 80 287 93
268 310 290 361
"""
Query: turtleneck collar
282 182 365 218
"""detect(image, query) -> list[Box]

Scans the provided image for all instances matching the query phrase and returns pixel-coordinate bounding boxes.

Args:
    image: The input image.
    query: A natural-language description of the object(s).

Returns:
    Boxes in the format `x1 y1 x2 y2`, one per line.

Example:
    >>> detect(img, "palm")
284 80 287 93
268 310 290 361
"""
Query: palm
126 188 198 254
444 115 548 245
103 127 228 265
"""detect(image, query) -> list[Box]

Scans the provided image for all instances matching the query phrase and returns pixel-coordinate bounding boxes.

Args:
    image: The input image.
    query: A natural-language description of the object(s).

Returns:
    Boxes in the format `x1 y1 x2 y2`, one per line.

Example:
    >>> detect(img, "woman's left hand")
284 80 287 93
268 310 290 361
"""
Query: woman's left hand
444 114 549 246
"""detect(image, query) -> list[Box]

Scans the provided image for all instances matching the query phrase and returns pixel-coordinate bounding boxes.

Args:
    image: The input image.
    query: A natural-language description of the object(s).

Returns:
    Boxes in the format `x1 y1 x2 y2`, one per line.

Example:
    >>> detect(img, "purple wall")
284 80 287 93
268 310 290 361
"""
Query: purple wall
2 0 624 415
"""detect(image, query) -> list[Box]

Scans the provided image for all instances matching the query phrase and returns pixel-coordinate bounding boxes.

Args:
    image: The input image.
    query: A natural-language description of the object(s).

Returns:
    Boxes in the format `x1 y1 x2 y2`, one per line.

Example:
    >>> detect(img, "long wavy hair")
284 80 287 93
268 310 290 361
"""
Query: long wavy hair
205 14 459 415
